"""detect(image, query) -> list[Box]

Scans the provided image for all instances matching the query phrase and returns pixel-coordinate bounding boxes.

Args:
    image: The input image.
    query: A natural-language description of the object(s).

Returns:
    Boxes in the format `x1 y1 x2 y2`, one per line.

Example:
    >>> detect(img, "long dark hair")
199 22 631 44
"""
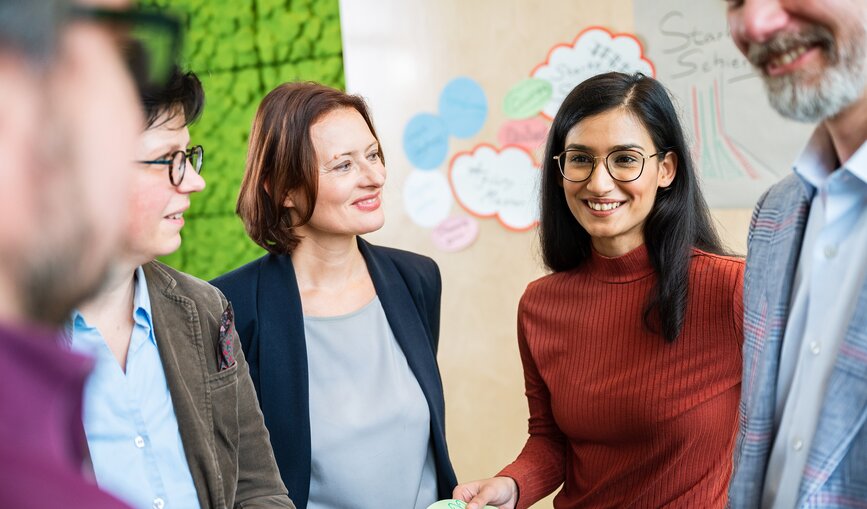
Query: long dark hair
539 72 724 342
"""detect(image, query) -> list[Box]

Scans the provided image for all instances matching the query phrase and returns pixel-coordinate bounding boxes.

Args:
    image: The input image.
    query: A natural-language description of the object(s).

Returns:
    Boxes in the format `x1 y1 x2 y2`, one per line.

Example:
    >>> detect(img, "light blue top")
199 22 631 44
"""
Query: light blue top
762 127 867 509
304 296 438 509
69 267 200 509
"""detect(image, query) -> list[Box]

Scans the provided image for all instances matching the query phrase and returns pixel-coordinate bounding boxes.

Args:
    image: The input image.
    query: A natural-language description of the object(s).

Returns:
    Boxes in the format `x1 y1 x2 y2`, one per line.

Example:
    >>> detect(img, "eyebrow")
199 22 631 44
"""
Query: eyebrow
564 143 647 152
333 141 380 159
149 143 187 159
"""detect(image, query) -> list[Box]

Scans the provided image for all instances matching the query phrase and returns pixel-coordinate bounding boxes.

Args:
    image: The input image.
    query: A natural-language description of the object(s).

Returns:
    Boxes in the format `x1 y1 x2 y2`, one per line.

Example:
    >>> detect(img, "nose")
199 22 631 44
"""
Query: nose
360 159 386 187
178 166 206 193
731 0 791 45
584 158 615 195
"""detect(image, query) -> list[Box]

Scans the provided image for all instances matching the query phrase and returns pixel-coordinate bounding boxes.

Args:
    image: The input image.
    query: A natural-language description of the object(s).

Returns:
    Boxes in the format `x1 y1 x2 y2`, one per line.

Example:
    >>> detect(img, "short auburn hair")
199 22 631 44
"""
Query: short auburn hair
237 82 383 254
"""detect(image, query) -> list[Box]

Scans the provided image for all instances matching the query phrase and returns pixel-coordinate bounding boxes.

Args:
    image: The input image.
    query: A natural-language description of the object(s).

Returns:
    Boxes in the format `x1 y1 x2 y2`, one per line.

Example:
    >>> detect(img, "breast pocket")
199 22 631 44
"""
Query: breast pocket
208 364 240 459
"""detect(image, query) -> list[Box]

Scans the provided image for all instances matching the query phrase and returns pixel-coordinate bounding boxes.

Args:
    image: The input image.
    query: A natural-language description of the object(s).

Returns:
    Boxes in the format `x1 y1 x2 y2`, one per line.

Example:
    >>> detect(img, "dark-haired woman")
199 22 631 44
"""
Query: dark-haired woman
211 82 456 509
454 72 744 509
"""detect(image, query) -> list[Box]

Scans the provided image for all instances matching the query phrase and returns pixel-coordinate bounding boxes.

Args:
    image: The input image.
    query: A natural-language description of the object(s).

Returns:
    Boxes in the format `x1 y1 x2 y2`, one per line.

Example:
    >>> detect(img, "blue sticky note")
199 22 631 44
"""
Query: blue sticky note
403 113 449 170
438 77 488 139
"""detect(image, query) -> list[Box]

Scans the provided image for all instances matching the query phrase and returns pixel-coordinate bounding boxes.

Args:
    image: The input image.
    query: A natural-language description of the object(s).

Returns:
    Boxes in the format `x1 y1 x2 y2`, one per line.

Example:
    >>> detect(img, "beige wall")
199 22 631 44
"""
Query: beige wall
341 1 755 506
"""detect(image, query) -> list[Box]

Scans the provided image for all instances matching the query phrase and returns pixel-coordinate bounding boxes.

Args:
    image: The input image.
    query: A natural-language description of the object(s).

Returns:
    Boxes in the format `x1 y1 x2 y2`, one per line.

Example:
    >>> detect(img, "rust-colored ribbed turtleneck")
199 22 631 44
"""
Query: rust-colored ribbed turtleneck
498 244 744 508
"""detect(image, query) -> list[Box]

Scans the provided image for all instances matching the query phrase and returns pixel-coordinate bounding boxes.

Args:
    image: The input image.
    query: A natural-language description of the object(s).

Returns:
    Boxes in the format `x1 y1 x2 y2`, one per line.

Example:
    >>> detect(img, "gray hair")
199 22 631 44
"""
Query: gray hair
0 0 69 63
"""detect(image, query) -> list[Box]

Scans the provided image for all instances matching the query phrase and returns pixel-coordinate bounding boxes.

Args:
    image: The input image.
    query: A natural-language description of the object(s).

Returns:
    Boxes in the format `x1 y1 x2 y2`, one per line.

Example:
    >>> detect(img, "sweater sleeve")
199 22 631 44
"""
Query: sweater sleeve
497 293 567 509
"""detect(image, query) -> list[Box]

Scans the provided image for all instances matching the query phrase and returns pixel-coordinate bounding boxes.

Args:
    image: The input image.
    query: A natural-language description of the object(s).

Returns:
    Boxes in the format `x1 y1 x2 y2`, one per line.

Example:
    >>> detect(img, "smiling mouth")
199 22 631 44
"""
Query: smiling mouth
749 28 833 75
165 212 184 220
767 44 811 70
586 200 623 211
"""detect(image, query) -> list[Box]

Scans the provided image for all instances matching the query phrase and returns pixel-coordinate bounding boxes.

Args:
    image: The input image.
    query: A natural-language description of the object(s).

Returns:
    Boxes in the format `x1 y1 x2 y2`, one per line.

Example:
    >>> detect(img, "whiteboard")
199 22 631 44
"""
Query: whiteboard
633 0 813 207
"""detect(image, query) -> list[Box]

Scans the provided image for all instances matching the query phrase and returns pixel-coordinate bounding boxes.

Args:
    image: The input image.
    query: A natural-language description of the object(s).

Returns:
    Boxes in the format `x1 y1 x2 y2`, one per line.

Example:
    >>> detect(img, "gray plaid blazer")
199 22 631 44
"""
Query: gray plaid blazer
728 174 867 508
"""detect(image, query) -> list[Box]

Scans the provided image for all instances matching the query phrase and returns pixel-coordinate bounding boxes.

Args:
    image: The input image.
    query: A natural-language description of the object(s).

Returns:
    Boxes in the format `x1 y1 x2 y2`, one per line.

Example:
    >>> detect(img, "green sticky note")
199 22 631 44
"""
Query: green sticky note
503 78 553 119
426 500 497 509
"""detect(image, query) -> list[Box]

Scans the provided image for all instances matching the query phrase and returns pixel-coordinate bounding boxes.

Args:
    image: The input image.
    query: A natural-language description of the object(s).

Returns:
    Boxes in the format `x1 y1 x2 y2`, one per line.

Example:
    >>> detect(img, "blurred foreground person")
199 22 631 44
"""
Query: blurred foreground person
0 1 176 507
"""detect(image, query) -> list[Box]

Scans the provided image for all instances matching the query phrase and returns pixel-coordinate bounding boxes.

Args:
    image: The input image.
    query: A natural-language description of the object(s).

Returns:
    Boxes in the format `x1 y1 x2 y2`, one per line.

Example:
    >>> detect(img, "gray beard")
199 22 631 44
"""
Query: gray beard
763 53 867 122
757 25 867 123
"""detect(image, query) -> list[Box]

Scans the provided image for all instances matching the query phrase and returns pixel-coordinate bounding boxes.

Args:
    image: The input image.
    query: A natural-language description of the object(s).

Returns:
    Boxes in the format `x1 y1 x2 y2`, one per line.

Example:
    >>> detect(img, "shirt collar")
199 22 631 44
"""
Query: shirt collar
793 123 867 191
68 266 155 346
132 266 154 344
844 133 867 186
793 123 839 192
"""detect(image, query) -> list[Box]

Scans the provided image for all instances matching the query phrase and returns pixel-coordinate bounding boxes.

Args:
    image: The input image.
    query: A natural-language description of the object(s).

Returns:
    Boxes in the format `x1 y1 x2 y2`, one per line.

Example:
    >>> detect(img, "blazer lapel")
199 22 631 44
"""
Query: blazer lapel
255 254 311 506
142 262 218 509
798 261 867 503
358 239 445 416
736 179 812 508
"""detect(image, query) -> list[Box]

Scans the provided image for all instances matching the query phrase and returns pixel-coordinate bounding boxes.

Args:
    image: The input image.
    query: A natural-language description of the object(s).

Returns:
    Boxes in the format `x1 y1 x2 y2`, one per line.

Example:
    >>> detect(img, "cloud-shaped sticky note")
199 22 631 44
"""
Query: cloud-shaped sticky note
426 500 496 509
439 77 488 139
403 169 454 228
531 26 655 118
403 113 450 170
448 144 540 231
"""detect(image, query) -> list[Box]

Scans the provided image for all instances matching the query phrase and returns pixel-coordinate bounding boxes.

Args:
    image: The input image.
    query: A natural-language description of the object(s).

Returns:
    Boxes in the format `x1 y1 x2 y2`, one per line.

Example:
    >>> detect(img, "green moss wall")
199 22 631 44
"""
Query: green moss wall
141 0 344 279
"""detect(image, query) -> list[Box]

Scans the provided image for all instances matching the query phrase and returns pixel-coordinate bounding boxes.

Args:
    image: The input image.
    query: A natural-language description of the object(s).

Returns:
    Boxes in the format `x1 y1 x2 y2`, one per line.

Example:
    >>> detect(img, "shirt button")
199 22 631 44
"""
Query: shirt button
824 245 837 258
809 341 821 355
152 498 165 509
134 436 145 448
793 438 804 451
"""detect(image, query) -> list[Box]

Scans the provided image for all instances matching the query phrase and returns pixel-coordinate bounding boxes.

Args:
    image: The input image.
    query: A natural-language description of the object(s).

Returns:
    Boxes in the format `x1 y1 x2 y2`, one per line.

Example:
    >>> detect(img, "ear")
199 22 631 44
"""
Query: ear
282 190 296 209
656 151 677 189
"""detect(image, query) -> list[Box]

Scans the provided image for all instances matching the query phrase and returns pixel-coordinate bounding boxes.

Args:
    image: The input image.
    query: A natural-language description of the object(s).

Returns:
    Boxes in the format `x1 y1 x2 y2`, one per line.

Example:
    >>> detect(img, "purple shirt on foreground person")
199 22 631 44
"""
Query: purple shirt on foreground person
0 322 129 509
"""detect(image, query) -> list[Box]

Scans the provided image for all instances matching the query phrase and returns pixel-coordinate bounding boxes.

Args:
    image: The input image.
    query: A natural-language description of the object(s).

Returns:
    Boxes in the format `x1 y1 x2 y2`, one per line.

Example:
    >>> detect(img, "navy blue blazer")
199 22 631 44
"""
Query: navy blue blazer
211 238 457 508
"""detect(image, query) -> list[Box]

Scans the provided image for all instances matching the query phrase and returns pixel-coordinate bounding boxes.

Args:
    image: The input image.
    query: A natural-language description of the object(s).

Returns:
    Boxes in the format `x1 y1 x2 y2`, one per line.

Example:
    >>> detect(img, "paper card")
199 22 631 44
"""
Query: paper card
431 216 479 253
449 144 540 231
497 117 550 152
439 76 488 138
531 26 655 118
503 78 552 119
403 113 450 170
426 500 496 509
403 169 453 228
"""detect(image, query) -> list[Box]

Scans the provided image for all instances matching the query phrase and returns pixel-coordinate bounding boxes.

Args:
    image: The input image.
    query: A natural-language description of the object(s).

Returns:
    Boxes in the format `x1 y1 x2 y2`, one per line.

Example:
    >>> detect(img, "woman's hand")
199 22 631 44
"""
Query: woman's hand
452 476 519 509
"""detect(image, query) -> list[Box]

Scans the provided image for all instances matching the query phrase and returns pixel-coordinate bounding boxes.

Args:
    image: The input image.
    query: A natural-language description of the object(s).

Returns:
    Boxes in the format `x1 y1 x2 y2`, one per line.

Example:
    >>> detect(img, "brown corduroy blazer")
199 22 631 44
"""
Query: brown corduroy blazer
143 261 295 509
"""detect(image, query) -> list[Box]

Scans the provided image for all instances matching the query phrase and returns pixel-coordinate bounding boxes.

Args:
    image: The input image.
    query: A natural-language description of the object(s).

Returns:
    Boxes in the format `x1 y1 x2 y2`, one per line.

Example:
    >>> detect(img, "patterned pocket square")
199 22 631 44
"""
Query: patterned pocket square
218 305 237 371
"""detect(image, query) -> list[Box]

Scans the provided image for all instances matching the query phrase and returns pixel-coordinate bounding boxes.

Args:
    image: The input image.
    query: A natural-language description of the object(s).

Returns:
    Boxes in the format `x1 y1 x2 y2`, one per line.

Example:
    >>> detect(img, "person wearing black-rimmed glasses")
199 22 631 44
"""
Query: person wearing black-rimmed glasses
68 67 294 509
0 1 181 508
454 72 744 509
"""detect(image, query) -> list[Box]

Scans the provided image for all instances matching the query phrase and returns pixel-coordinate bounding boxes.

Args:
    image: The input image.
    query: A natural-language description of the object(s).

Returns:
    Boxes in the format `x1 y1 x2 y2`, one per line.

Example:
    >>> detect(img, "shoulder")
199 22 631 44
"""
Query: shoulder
210 254 271 293
366 242 440 285
758 174 807 208
146 261 227 309
520 269 577 306
689 249 746 301
690 249 745 280
524 268 577 292
370 243 437 271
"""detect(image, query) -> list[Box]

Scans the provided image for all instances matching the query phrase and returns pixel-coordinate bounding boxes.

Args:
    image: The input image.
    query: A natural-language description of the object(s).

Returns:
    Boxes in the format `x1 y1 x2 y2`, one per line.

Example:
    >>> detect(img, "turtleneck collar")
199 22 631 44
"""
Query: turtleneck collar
586 243 655 283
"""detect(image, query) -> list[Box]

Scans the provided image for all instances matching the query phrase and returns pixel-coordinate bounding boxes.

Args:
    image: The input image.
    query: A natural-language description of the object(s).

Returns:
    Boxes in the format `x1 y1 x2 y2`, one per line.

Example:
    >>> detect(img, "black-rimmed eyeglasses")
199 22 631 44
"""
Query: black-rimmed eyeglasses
554 148 667 183
138 145 203 186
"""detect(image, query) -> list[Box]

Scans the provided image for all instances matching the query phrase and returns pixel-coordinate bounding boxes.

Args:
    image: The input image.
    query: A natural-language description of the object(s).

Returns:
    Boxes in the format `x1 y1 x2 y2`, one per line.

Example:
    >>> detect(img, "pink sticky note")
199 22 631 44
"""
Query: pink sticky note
497 118 549 152
431 216 479 253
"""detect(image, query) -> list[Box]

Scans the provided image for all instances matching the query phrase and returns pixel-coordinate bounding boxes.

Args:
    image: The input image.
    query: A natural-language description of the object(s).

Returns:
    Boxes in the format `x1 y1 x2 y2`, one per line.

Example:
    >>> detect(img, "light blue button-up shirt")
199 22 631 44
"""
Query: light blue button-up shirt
69 267 201 509
762 127 867 509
